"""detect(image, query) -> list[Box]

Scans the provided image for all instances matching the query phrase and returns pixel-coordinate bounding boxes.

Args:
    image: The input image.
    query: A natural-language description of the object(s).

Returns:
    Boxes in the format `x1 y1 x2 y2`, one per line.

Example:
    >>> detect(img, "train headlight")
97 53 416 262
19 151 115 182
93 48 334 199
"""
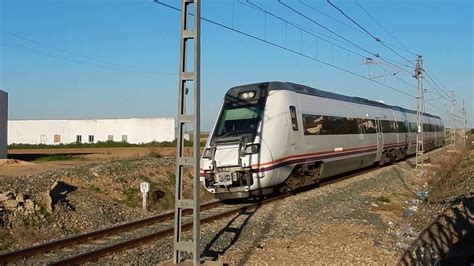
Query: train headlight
244 144 260 154
203 148 212 159
239 91 256 100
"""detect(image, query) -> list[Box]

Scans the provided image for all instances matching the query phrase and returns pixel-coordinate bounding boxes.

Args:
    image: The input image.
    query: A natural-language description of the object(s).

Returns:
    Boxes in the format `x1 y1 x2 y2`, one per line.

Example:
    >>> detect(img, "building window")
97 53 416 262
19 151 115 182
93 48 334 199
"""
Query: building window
122 135 128 142
54 134 61 143
76 135 82 143
89 135 94 143
108 135 114 141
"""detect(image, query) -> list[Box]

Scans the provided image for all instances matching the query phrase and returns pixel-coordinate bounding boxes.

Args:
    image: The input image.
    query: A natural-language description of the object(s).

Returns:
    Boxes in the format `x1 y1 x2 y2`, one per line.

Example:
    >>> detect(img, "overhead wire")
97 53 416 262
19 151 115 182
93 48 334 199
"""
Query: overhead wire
425 78 462 114
323 0 462 116
354 0 417 56
239 0 365 58
298 0 414 61
246 0 415 81
1 30 177 75
297 0 371 38
348 1 461 111
277 0 415 75
325 0 416 67
153 0 415 98
424 79 451 102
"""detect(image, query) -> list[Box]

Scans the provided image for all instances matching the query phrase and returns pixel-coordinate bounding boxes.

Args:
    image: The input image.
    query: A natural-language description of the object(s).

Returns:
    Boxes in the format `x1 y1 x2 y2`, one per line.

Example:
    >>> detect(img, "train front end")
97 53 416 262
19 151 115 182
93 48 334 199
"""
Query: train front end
200 84 274 200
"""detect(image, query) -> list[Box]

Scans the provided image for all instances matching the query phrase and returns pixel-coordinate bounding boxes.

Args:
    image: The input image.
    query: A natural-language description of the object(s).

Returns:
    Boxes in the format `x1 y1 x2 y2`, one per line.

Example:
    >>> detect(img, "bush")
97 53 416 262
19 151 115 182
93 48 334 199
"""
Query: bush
8 139 206 149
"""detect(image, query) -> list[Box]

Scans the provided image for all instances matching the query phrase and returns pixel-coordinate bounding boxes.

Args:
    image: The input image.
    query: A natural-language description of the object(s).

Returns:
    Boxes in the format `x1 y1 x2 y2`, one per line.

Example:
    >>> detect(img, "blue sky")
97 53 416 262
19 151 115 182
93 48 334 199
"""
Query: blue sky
0 0 472 130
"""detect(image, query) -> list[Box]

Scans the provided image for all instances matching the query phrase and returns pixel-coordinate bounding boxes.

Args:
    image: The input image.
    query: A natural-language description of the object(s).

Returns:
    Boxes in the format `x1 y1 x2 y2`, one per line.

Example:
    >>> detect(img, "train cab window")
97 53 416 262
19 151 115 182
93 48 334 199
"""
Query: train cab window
215 105 262 138
289 106 298 131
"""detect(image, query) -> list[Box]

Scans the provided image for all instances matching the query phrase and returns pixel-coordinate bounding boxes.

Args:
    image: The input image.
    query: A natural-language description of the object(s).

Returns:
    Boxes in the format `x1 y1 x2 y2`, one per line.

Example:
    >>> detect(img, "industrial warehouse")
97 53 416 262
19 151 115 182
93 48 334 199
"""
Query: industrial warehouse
7 118 175 145
0 90 7 159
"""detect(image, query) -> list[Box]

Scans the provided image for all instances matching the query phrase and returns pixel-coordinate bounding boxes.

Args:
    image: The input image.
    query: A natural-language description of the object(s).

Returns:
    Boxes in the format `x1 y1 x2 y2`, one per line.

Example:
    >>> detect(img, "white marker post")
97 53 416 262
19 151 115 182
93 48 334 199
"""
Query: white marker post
140 182 150 210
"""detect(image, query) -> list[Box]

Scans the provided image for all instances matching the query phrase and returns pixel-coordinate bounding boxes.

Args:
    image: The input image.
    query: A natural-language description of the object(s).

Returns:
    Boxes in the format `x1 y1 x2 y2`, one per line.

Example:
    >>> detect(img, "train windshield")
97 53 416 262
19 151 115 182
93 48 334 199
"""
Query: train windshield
214 105 262 139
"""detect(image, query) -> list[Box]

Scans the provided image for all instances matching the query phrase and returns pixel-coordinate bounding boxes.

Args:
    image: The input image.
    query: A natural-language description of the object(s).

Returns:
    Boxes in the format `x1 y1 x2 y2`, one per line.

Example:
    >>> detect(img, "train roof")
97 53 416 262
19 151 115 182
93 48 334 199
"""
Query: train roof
229 81 442 120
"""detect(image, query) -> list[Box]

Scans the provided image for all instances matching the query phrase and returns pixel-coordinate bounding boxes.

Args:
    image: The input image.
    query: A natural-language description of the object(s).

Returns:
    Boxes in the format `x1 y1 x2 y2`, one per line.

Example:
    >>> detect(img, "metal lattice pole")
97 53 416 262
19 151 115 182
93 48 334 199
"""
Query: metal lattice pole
415 55 425 169
450 91 456 150
462 100 467 147
174 0 201 264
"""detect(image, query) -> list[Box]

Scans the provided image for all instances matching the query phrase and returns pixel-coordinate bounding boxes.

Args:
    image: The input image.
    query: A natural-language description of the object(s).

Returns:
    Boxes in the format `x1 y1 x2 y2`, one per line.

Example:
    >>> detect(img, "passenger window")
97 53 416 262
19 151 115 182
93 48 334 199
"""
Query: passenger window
289 106 298 131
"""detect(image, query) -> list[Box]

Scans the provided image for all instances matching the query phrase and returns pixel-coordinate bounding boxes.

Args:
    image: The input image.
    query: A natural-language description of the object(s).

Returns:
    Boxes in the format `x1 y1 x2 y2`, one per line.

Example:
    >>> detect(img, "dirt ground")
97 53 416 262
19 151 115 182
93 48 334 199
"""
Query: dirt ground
0 153 213 252
92 144 472 265
1 142 472 264
1 147 185 176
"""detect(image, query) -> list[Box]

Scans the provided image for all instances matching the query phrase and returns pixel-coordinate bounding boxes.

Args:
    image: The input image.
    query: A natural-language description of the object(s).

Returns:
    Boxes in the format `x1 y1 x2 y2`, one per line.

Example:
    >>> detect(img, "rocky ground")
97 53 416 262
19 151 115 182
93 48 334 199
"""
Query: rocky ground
96 144 473 265
1 143 472 264
0 155 212 252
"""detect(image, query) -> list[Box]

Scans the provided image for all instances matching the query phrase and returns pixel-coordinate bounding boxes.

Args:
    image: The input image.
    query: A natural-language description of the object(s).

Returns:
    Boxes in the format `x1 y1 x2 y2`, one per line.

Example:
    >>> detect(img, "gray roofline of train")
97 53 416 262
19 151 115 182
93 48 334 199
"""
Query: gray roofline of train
228 81 442 120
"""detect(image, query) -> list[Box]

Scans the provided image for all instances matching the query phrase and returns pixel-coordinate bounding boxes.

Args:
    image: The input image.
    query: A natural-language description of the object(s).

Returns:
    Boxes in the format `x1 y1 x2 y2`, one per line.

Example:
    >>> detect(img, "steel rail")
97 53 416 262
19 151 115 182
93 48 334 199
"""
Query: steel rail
1 165 382 264
50 195 286 265
48 167 375 265
0 200 223 263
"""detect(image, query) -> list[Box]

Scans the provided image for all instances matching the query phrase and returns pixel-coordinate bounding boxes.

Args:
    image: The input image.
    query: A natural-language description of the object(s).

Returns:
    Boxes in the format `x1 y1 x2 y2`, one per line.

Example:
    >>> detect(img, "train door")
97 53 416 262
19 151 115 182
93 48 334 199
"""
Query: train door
374 118 384 161
288 105 302 153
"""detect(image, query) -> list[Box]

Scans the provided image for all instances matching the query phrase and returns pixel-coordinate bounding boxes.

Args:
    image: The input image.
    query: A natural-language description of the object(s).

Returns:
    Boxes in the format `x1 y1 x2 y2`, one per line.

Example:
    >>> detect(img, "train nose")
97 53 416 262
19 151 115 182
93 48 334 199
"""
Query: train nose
243 139 273 171
214 144 241 167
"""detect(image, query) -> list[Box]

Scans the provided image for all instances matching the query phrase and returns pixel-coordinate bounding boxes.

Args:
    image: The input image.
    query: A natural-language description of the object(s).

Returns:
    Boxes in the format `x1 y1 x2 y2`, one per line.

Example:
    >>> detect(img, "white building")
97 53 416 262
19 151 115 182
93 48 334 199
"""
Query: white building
8 118 175 145
0 90 7 158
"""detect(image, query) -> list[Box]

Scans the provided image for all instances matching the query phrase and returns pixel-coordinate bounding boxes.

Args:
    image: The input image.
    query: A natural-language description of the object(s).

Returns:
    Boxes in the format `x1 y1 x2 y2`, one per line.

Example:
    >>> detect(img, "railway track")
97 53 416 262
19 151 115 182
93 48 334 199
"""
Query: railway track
0 200 224 264
0 157 418 265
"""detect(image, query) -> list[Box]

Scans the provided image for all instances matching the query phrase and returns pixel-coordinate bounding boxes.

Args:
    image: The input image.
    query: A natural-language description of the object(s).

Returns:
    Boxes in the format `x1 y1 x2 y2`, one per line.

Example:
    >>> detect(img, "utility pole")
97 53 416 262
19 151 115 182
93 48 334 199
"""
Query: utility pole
415 55 425 169
450 91 456 150
174 0 201 264
462 100 467 147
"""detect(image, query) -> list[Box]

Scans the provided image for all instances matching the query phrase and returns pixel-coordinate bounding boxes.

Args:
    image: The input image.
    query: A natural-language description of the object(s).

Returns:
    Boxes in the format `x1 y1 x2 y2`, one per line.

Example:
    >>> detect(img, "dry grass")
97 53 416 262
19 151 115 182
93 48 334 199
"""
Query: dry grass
426 134 473 204
147 145 163 158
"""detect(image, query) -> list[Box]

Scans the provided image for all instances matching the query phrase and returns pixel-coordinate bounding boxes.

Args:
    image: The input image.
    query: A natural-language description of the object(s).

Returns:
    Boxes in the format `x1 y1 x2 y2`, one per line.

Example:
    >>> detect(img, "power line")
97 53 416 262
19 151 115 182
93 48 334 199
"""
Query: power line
247 0 414 83
424 69 454 99
243 0 417 94
424 78 451 102
327 0 378 41
2 30 177 75
424 76 462 112
375 64 416 90
299 0 414 60
153 0 415 98
338 2 460 113
278 0 415 75
354 0 417 56
239 0 365 58
325 0 416 67
297 0 371 38
335 3 459 112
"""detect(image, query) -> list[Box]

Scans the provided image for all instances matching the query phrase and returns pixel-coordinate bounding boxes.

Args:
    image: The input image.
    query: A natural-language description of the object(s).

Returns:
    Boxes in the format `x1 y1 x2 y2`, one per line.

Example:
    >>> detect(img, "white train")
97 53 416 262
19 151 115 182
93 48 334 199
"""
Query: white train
200 82 444 199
